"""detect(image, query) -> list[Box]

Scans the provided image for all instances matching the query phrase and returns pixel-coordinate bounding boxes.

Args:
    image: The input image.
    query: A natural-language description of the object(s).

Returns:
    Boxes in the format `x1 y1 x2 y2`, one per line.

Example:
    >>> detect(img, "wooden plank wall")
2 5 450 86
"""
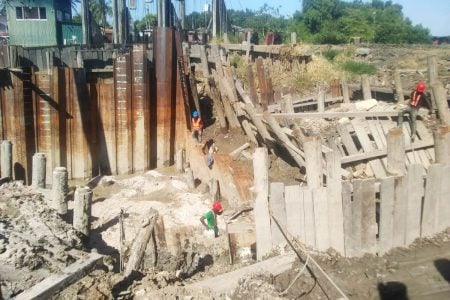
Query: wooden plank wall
269 162 450 257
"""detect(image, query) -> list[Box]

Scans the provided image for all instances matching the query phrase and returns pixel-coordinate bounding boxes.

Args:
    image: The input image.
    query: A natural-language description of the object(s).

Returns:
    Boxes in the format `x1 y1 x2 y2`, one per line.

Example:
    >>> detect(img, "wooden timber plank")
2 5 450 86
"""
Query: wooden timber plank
352 119 387 178
337 123 358 155
258 111 399 119
368 119 388 169
405 164 425 245
340 140 434 164
325 150 345 254
422 164 444 237
350 180 363 256
379 177 395 254
15 253 103 300
342 181 353 256
393 175 408 247
439 165 450 231
358 179 377 254
285 185 304 241
269 182 287 246
313 187 329 251
303 188 316 248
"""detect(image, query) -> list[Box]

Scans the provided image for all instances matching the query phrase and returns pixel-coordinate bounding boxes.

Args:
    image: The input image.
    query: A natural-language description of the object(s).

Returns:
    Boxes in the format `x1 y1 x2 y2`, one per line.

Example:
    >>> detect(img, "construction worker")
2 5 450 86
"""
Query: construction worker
191 111 203 143
200 201 223 238
202 139 218 169
397 82 431 142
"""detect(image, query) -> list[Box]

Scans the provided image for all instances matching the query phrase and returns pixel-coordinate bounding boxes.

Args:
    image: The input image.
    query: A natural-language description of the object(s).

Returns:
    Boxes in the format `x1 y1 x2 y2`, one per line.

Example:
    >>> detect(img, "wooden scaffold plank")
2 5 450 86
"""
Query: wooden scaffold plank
269 182 287 246
379 177 395 254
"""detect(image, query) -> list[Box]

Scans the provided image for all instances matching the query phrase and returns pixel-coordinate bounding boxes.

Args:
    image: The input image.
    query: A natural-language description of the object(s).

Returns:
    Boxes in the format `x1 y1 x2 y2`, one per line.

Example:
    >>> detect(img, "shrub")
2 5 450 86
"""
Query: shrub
341 60 377 75
323 49 341 61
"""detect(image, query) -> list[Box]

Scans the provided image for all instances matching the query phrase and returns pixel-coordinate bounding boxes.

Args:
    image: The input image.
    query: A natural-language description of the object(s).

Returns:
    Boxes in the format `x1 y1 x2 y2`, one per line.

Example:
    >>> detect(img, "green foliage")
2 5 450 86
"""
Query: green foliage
229 54 243 68
134 14 157 32
323 49 341 61
293 0 432 44
88 0 112 27
341 60 377 75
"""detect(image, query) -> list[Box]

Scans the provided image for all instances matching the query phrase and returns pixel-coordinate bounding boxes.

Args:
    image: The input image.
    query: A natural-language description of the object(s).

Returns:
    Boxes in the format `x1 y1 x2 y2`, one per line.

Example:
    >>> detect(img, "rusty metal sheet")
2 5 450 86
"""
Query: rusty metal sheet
114 53 132 175
67 68 93 179
154 27 175 167
96 80 116 175
131 44 149 172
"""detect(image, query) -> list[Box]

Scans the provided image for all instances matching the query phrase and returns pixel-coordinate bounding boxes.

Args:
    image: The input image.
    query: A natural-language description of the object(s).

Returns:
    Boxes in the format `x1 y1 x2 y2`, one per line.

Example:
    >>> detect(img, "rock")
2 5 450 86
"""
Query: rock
356 47 371 56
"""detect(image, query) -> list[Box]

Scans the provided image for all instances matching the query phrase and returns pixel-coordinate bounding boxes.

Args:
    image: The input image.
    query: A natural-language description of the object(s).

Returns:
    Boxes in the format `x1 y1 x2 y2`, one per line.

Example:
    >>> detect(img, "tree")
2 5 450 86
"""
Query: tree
134 14 157 32
89 0 112 28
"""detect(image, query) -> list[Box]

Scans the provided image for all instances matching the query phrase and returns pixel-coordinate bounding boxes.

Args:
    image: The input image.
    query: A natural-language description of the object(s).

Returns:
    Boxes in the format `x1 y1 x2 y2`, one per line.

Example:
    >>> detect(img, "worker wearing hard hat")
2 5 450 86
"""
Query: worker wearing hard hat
200 201 223 238
397 82 431 142
191 111 203 143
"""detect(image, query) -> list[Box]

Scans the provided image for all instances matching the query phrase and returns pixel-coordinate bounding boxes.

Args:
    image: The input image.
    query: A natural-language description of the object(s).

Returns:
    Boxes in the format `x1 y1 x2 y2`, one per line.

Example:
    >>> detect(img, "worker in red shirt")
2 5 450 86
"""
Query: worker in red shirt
191 111 203 143
397 82 431 142
200 201 223 238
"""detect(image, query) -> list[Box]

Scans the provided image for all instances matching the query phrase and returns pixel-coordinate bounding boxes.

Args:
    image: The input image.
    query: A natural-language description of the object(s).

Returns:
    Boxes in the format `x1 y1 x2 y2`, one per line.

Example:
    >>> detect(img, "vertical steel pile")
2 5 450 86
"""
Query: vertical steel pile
154 27 176 167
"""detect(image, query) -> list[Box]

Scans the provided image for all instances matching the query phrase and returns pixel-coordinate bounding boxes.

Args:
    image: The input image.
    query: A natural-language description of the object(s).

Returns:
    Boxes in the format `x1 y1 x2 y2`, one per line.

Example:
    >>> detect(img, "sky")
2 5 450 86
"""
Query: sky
130 0 449 36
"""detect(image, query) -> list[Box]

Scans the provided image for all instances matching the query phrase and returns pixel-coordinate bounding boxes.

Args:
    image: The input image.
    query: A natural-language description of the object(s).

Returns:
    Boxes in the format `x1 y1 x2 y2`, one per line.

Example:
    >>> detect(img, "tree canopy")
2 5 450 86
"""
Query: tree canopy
180 0 432 44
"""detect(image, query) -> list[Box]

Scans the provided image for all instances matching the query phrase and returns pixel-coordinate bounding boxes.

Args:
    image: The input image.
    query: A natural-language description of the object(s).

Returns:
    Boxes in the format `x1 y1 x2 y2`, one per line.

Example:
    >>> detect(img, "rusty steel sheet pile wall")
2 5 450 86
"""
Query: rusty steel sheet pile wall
0 39 188 181
154 27 176 167
131 44 150 172
114 53 133 175
0 70 33 183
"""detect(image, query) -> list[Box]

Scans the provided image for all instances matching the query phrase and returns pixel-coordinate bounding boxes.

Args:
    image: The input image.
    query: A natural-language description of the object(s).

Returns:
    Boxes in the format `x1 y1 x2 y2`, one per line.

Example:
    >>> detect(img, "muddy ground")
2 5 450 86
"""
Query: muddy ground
1 44 450 299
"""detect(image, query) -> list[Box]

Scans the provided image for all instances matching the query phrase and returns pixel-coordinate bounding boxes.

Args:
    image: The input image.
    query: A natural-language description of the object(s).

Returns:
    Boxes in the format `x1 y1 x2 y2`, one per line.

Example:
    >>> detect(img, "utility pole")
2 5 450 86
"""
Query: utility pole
117 0 126 44
81 0 91 46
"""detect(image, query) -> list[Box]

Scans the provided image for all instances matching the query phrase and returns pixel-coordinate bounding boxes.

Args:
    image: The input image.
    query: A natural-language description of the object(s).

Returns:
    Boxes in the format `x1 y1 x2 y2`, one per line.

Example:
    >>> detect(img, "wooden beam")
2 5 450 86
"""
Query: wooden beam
258 111 399 119
15 253 103 300
341 140 434 164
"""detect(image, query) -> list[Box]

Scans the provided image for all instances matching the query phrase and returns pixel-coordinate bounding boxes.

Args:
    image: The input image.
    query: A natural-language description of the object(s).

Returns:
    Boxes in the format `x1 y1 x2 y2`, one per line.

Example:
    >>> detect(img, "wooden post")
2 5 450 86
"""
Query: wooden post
32 153 46 188
209 77 227 131
284 94 294 114
1 140 12 178
434 125 450 165
124 208 158 277
188 71 202 120
199 45 210 77
428 56 438 111
73 187 93 237
256 58 268 110
317 89 325 113
341 77 350 103
304 136 322 188
432 82 450 126
394 69 404 103
52 167 68 215
210 179 220 199
253 148 271 261
386 128 406 175
246 64 259 107
185 167 195 189
291 32 297 45
245 31 252 62
176 149 185 173
361 75 372 100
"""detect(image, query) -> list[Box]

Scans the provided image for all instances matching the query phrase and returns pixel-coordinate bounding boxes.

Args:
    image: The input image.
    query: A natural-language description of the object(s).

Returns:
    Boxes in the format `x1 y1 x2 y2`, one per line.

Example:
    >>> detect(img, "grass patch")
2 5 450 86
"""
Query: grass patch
323 49 341 61
341 60 377 75
230 54 243 68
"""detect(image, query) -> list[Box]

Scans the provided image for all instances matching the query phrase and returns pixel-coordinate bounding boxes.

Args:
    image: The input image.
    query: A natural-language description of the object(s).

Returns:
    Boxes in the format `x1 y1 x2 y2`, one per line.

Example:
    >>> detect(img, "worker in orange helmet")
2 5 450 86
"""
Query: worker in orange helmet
191 111 203 143
397 82 431 142
200 201 223 238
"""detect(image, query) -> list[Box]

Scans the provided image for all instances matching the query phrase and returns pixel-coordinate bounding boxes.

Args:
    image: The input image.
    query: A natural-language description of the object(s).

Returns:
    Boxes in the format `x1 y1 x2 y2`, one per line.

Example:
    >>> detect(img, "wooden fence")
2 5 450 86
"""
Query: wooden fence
262 163 450 257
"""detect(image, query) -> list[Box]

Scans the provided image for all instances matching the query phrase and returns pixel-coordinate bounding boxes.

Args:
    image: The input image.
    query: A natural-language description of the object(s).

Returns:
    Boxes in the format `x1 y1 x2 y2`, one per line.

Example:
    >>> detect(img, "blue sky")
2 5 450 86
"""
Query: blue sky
130 0 449 36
